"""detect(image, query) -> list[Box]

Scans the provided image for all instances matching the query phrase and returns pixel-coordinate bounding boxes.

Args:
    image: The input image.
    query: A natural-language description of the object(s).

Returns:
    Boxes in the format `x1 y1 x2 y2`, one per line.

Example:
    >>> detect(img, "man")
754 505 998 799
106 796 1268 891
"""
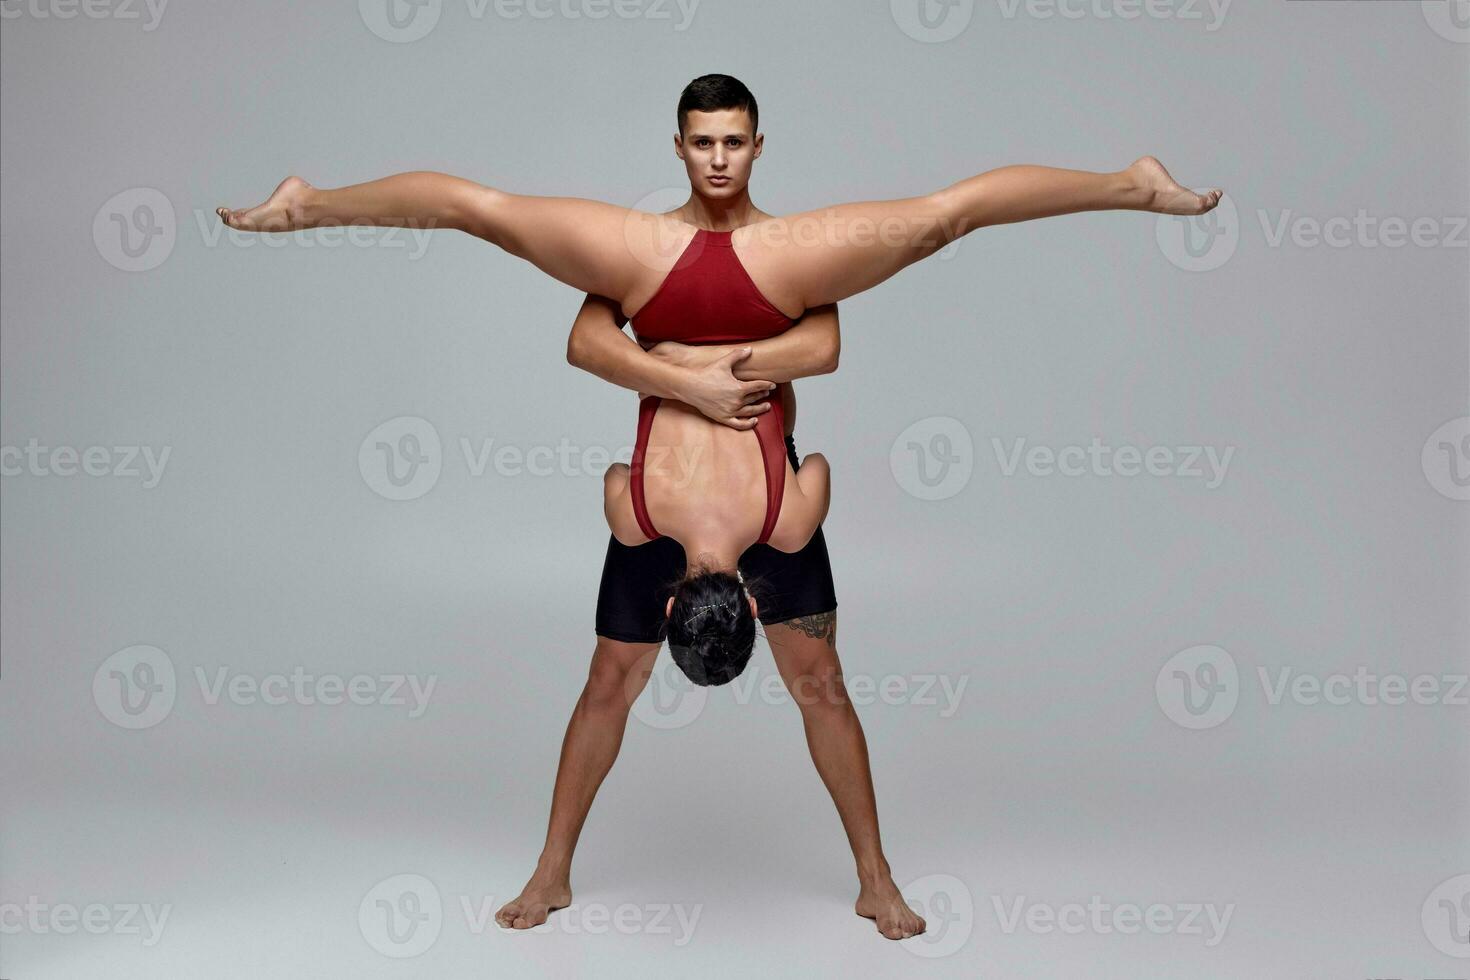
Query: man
491 284 929 941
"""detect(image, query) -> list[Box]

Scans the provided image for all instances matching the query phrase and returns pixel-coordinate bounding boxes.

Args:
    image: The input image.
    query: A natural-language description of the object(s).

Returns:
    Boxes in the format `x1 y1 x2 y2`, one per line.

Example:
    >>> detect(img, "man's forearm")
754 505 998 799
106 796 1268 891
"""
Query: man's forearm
682 305 841 382
699 333 835 383
569 329 697 400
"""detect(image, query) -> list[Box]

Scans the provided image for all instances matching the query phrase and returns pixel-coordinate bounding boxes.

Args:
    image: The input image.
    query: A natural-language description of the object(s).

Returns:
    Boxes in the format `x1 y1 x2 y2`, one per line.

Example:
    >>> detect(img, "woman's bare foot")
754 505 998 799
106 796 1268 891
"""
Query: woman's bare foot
216 175 314 232
855 873 927 940
494 873 572 931
1128 156 1222 216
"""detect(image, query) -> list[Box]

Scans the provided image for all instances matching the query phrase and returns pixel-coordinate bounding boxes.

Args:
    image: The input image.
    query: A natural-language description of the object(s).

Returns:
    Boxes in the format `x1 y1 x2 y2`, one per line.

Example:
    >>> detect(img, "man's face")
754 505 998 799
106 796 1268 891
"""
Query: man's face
675 108 761 197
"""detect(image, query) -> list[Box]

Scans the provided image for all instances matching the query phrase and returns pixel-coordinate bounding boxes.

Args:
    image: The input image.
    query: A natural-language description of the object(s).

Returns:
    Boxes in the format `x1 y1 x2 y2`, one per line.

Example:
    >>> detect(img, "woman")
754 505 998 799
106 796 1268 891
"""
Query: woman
596 168 837 685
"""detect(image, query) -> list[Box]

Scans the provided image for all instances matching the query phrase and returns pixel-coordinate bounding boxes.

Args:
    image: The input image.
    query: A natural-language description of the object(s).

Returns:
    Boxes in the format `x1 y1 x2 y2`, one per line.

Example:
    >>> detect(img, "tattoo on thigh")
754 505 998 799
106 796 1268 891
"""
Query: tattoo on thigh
782 611 836 647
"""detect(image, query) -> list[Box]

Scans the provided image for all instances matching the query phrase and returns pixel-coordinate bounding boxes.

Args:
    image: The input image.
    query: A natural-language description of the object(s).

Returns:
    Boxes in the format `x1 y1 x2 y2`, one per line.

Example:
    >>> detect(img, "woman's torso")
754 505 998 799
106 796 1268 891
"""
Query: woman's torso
625 215 802 544
633 397 793 547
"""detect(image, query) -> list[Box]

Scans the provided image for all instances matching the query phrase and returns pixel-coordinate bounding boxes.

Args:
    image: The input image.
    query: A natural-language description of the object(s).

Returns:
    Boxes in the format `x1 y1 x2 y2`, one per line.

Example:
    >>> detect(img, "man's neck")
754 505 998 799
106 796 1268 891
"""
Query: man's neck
678 189 765 231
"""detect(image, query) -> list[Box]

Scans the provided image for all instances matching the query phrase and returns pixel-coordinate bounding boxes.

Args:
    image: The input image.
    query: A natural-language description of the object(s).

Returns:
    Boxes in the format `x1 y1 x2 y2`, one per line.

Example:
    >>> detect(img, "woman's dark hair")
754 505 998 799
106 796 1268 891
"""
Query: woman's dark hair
661 563 764 687
676 74 758 138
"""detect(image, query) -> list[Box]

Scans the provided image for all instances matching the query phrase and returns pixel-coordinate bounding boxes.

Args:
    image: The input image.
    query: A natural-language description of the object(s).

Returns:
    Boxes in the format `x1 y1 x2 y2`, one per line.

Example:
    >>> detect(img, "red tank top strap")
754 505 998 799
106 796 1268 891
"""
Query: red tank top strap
754 397 787 545
629 396 661 540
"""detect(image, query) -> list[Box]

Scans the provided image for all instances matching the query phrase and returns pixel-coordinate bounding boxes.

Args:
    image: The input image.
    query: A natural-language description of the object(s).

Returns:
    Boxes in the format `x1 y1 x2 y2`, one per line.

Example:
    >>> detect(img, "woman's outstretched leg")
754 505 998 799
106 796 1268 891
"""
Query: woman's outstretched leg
216 172 678 304
736 156 1223 314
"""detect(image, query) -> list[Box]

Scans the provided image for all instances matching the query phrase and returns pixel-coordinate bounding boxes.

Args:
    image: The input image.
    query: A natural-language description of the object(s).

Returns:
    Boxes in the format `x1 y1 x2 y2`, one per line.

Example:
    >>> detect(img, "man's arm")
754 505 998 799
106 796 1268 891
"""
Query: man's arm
646 303 841 384
565 296 841 429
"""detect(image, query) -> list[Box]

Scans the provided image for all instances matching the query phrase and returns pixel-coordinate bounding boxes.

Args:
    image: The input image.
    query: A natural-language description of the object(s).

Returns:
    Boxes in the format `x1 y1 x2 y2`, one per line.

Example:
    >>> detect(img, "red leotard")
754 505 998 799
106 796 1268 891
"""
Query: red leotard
627 228 796 545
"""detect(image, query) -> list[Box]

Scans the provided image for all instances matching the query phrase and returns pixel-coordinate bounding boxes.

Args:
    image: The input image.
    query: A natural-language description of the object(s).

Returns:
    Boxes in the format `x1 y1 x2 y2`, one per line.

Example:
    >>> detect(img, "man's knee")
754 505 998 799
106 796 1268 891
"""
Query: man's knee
582 637 660 712
786 662 851 711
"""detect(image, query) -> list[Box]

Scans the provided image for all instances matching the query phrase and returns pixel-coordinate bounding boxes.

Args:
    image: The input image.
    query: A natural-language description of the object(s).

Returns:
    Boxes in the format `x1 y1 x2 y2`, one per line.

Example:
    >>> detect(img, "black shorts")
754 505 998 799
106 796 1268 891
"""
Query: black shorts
594 433 838 644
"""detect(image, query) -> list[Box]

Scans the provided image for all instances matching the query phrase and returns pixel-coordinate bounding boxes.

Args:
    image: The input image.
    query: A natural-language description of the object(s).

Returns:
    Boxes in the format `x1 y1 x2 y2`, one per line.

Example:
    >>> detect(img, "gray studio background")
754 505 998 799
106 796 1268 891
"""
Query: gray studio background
2 1 1467 976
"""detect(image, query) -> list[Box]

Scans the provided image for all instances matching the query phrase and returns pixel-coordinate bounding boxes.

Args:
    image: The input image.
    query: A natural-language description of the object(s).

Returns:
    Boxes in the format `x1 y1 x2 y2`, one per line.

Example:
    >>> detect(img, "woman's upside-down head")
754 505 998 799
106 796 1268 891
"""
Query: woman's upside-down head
661 561 764 686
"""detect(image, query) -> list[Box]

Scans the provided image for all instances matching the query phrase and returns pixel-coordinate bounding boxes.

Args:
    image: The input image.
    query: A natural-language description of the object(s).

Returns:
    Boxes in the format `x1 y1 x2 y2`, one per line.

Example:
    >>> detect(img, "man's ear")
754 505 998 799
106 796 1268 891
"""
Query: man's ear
752 132 763 159
666 596 675 618
673 133 685 161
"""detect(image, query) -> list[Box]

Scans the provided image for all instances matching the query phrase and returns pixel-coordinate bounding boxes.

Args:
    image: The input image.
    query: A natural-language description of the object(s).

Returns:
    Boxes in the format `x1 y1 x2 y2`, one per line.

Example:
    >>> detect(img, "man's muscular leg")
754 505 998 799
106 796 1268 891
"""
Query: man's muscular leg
494 636 658 930
764 611 927 941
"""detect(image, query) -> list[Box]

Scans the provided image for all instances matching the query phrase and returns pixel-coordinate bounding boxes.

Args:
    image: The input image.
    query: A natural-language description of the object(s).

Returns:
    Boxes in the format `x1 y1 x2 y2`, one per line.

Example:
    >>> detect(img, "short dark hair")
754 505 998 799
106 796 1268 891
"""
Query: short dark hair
676 74 758 138
661 565 763 686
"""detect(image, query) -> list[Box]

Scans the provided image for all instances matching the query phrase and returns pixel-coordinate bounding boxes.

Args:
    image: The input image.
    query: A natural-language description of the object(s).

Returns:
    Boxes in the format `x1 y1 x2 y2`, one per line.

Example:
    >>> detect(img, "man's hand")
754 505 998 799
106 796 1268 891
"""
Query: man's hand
651 345 777 430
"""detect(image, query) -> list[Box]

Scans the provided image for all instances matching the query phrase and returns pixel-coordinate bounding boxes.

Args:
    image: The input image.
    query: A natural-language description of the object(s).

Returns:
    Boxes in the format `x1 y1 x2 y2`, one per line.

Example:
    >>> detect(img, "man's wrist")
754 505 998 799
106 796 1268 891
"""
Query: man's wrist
660 362 697 403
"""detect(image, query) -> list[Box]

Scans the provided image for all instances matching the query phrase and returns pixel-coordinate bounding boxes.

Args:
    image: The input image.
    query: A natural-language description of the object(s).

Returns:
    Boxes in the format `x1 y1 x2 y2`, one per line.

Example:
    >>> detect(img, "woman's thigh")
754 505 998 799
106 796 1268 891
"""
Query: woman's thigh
732 190 962 314
473 191 697 310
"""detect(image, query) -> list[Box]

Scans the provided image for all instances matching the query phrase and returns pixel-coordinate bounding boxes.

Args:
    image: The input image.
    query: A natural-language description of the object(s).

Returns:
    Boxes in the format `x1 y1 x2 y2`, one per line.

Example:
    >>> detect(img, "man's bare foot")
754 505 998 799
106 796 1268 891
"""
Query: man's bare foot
1128 155 1223 216
494 873 572 931
216 175 314 232
855 873 927 940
